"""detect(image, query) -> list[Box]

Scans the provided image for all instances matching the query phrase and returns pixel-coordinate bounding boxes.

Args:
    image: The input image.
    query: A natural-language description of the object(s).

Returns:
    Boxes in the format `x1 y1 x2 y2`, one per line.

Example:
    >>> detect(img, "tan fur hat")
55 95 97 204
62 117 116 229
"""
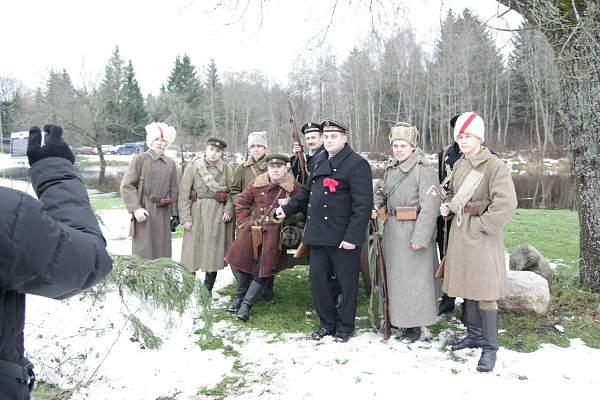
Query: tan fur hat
389 122 420 147
247 131 267 149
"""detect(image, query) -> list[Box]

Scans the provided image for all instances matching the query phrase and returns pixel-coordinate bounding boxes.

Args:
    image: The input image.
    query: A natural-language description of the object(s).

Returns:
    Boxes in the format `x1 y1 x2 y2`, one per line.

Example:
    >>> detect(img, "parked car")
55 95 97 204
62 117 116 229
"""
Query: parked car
101 145 118 155
75 146 95 155
116 142 146 155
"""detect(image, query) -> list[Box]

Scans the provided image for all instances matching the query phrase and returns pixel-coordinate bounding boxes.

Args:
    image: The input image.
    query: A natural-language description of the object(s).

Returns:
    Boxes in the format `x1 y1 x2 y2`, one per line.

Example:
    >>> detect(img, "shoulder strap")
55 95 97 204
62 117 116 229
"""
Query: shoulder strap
137 154 150 201
250 164 259 178
224 163 231 191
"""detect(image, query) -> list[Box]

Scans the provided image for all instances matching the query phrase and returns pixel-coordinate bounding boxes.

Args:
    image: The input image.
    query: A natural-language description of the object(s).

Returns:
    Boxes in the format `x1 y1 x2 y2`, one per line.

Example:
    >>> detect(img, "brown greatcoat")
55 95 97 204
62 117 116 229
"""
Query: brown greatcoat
442 147 517 301
178 157 234 272
374 149 441 328
225 172 300 278
120 149 178 259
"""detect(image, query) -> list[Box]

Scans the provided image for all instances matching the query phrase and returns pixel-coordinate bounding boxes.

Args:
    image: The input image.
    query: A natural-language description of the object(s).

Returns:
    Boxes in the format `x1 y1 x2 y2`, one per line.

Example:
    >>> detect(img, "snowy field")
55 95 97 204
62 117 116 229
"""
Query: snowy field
0 166 596 400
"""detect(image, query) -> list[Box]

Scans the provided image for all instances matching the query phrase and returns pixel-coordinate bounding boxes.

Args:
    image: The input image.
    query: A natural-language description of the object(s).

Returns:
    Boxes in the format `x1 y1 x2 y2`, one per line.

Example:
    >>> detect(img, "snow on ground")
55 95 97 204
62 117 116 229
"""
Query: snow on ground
1 176 597 399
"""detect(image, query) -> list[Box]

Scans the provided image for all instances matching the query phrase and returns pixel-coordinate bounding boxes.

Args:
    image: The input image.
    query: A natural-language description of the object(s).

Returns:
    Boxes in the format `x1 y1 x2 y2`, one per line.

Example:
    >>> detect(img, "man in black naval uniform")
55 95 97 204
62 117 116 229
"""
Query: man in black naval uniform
290 122 325 180
436 113 463 315
276 120 373 342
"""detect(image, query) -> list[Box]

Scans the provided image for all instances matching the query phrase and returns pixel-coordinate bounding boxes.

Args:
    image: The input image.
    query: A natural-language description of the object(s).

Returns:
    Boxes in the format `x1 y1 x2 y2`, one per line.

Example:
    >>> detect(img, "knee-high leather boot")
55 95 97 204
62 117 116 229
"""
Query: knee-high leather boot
261 275 275 301
226 272 252 313
204 272 217 295
477 308 499 372
237 280 264 322
451 299 485 350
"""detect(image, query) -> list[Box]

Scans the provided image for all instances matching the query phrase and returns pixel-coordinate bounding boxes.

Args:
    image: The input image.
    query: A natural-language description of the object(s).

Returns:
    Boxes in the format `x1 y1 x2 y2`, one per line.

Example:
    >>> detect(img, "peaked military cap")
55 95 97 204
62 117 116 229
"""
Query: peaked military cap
265 153 289 165
301 122 323 135
449 113 463 129
321 119 349 133
206 136 227 149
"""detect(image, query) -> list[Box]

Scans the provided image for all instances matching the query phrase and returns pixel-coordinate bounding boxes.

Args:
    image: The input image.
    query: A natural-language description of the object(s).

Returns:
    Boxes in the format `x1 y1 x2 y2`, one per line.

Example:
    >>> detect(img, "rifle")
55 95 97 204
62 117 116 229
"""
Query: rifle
287 92 308 184
370 218 390 340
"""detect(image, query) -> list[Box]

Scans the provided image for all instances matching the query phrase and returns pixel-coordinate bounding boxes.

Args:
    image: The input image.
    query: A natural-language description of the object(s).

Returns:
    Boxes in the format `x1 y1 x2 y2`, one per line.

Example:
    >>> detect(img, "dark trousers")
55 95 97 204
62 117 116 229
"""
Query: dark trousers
309 245 361 334
251 262 268 285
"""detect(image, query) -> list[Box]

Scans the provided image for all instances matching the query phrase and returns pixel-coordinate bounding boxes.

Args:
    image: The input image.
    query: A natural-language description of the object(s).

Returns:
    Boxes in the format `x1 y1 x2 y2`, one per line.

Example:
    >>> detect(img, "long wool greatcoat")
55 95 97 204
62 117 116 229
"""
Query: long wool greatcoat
225 172 300 278
442 147 517 301
178 157 234 272
121 149 178 259
374 150 441 328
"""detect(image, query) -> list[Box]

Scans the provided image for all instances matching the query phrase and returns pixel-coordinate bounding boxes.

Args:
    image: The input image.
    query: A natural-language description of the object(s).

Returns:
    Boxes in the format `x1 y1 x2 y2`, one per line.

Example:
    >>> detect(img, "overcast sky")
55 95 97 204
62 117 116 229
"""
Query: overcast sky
1 0 522 96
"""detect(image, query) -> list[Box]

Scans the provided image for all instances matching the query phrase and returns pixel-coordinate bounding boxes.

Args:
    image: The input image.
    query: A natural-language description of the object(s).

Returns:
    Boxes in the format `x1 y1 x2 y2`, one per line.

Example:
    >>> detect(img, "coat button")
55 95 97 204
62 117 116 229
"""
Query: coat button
310 191 313 195
261 192 265 195
324 216 328 220
333 168 337 172
308 216 311 219
312 180 315 184
308 203 311 207
323 204 327 208
324 192 328 195
260 208 264 211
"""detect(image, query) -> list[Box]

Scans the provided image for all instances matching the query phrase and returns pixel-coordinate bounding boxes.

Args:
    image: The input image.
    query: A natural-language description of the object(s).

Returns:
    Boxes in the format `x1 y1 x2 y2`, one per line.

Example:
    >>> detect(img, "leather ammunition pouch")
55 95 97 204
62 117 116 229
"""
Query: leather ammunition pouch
251 225 263 261
462 201 483 216
150 196 175 207
215 191 229 204
389 205 419 221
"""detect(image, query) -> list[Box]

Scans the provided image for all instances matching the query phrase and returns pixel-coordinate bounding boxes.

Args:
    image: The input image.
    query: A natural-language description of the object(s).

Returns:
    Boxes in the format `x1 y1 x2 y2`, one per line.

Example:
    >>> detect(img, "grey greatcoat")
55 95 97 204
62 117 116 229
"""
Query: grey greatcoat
374 150 441 328
178 157 234 272
442 147 517 301
121 149 178 259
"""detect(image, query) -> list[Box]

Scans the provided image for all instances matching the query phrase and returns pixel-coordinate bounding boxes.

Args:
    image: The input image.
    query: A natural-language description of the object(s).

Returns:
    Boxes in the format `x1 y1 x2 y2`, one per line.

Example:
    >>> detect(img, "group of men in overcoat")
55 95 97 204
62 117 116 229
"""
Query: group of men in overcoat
121 111 517 371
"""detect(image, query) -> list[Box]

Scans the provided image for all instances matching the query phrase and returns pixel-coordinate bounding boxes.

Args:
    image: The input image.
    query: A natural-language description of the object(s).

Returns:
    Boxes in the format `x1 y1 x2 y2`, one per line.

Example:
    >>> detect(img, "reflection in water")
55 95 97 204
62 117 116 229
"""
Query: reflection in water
1 165 575 210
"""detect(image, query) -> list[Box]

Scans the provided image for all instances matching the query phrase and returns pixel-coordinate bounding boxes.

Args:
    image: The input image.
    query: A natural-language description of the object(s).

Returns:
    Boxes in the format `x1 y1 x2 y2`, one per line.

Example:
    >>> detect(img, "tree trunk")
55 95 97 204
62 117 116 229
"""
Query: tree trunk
497 0 600 291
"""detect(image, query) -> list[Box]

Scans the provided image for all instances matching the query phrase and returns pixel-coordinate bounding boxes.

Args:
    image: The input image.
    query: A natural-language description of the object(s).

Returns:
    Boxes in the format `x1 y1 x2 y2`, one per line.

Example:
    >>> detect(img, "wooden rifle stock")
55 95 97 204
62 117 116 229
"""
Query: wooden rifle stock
371 219 391 340
287 92 308 184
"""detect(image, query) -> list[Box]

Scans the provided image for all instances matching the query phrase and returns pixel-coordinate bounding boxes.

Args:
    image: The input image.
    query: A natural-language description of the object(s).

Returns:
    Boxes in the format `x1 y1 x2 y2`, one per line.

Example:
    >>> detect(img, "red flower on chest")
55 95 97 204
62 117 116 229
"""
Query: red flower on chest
323 178 339 192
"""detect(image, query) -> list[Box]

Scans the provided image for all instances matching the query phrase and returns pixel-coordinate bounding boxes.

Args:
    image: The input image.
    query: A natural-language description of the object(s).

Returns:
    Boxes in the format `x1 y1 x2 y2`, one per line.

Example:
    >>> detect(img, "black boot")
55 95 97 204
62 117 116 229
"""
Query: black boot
402 327 421 343
204 272 217 295
226 272 252 313
451 299 485 351
261 276 275 301
237 280 264 322
438 293 456 315
477 308 499 372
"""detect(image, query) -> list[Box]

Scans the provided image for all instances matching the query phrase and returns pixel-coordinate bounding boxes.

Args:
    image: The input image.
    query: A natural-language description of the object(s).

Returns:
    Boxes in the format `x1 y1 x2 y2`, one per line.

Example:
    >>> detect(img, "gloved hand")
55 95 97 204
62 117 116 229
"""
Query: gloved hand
27 124 76 166
133 208 149 223
170 216 180 232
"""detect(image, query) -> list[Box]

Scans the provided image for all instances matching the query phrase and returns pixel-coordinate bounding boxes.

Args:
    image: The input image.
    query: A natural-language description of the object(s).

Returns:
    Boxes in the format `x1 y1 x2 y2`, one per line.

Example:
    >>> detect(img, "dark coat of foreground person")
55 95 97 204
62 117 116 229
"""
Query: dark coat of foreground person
0 125 113 400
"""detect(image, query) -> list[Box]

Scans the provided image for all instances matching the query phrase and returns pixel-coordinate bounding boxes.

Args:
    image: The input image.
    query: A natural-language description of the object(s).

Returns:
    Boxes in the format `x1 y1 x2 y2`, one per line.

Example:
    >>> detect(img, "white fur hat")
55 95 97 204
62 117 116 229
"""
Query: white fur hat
145 122 176 147
453 112 484 142
247 131 267 149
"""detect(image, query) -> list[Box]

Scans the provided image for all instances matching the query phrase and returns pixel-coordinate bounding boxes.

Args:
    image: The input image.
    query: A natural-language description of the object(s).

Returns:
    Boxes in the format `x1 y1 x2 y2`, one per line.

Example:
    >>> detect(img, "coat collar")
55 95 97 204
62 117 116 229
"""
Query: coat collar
243 154 267 168
467 146 493 168
386 148 423 172
204 156 225 172
309 143 325 157
253 171 295 192
327 144 353 169
147 149 166 162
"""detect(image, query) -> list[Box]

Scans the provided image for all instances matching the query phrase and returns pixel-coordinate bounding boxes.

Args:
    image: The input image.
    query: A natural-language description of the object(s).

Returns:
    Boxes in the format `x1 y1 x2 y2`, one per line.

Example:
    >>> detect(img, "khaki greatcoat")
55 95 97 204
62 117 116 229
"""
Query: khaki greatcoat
225 172 300 278
121 149 178 259
178 157 234 272
442 147 517 301
374 149 440 328
230 155 268 203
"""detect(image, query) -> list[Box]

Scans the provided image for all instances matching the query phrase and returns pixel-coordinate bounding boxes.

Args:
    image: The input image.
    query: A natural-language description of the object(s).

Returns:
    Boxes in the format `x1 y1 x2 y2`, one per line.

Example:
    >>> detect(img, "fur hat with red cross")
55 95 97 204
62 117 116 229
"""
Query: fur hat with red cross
453 112 484 143
145 122 177 147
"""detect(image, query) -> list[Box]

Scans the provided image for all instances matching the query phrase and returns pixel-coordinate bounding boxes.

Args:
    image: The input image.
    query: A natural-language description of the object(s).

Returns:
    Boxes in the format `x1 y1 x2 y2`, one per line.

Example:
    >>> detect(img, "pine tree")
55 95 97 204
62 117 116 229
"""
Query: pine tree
122 60 147 133
204 58 225 136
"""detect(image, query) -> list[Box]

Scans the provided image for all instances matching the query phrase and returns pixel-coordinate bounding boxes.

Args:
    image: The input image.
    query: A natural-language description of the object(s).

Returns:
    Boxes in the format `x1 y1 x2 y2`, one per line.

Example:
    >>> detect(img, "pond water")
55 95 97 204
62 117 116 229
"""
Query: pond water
1 164 575 210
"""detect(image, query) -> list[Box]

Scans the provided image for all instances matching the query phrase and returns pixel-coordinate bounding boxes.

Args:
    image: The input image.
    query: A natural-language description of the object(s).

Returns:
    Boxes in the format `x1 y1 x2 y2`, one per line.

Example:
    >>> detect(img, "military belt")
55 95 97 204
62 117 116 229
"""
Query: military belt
0 358 31 384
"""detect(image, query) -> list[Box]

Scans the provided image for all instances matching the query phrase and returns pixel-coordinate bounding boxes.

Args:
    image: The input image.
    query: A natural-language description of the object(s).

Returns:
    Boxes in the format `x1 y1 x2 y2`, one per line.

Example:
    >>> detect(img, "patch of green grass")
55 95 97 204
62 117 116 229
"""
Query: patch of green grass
90 195 125 210
32 381 72 400
198 375 246 397
216 266 371 336
504 208 580 284
75 158 129 167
